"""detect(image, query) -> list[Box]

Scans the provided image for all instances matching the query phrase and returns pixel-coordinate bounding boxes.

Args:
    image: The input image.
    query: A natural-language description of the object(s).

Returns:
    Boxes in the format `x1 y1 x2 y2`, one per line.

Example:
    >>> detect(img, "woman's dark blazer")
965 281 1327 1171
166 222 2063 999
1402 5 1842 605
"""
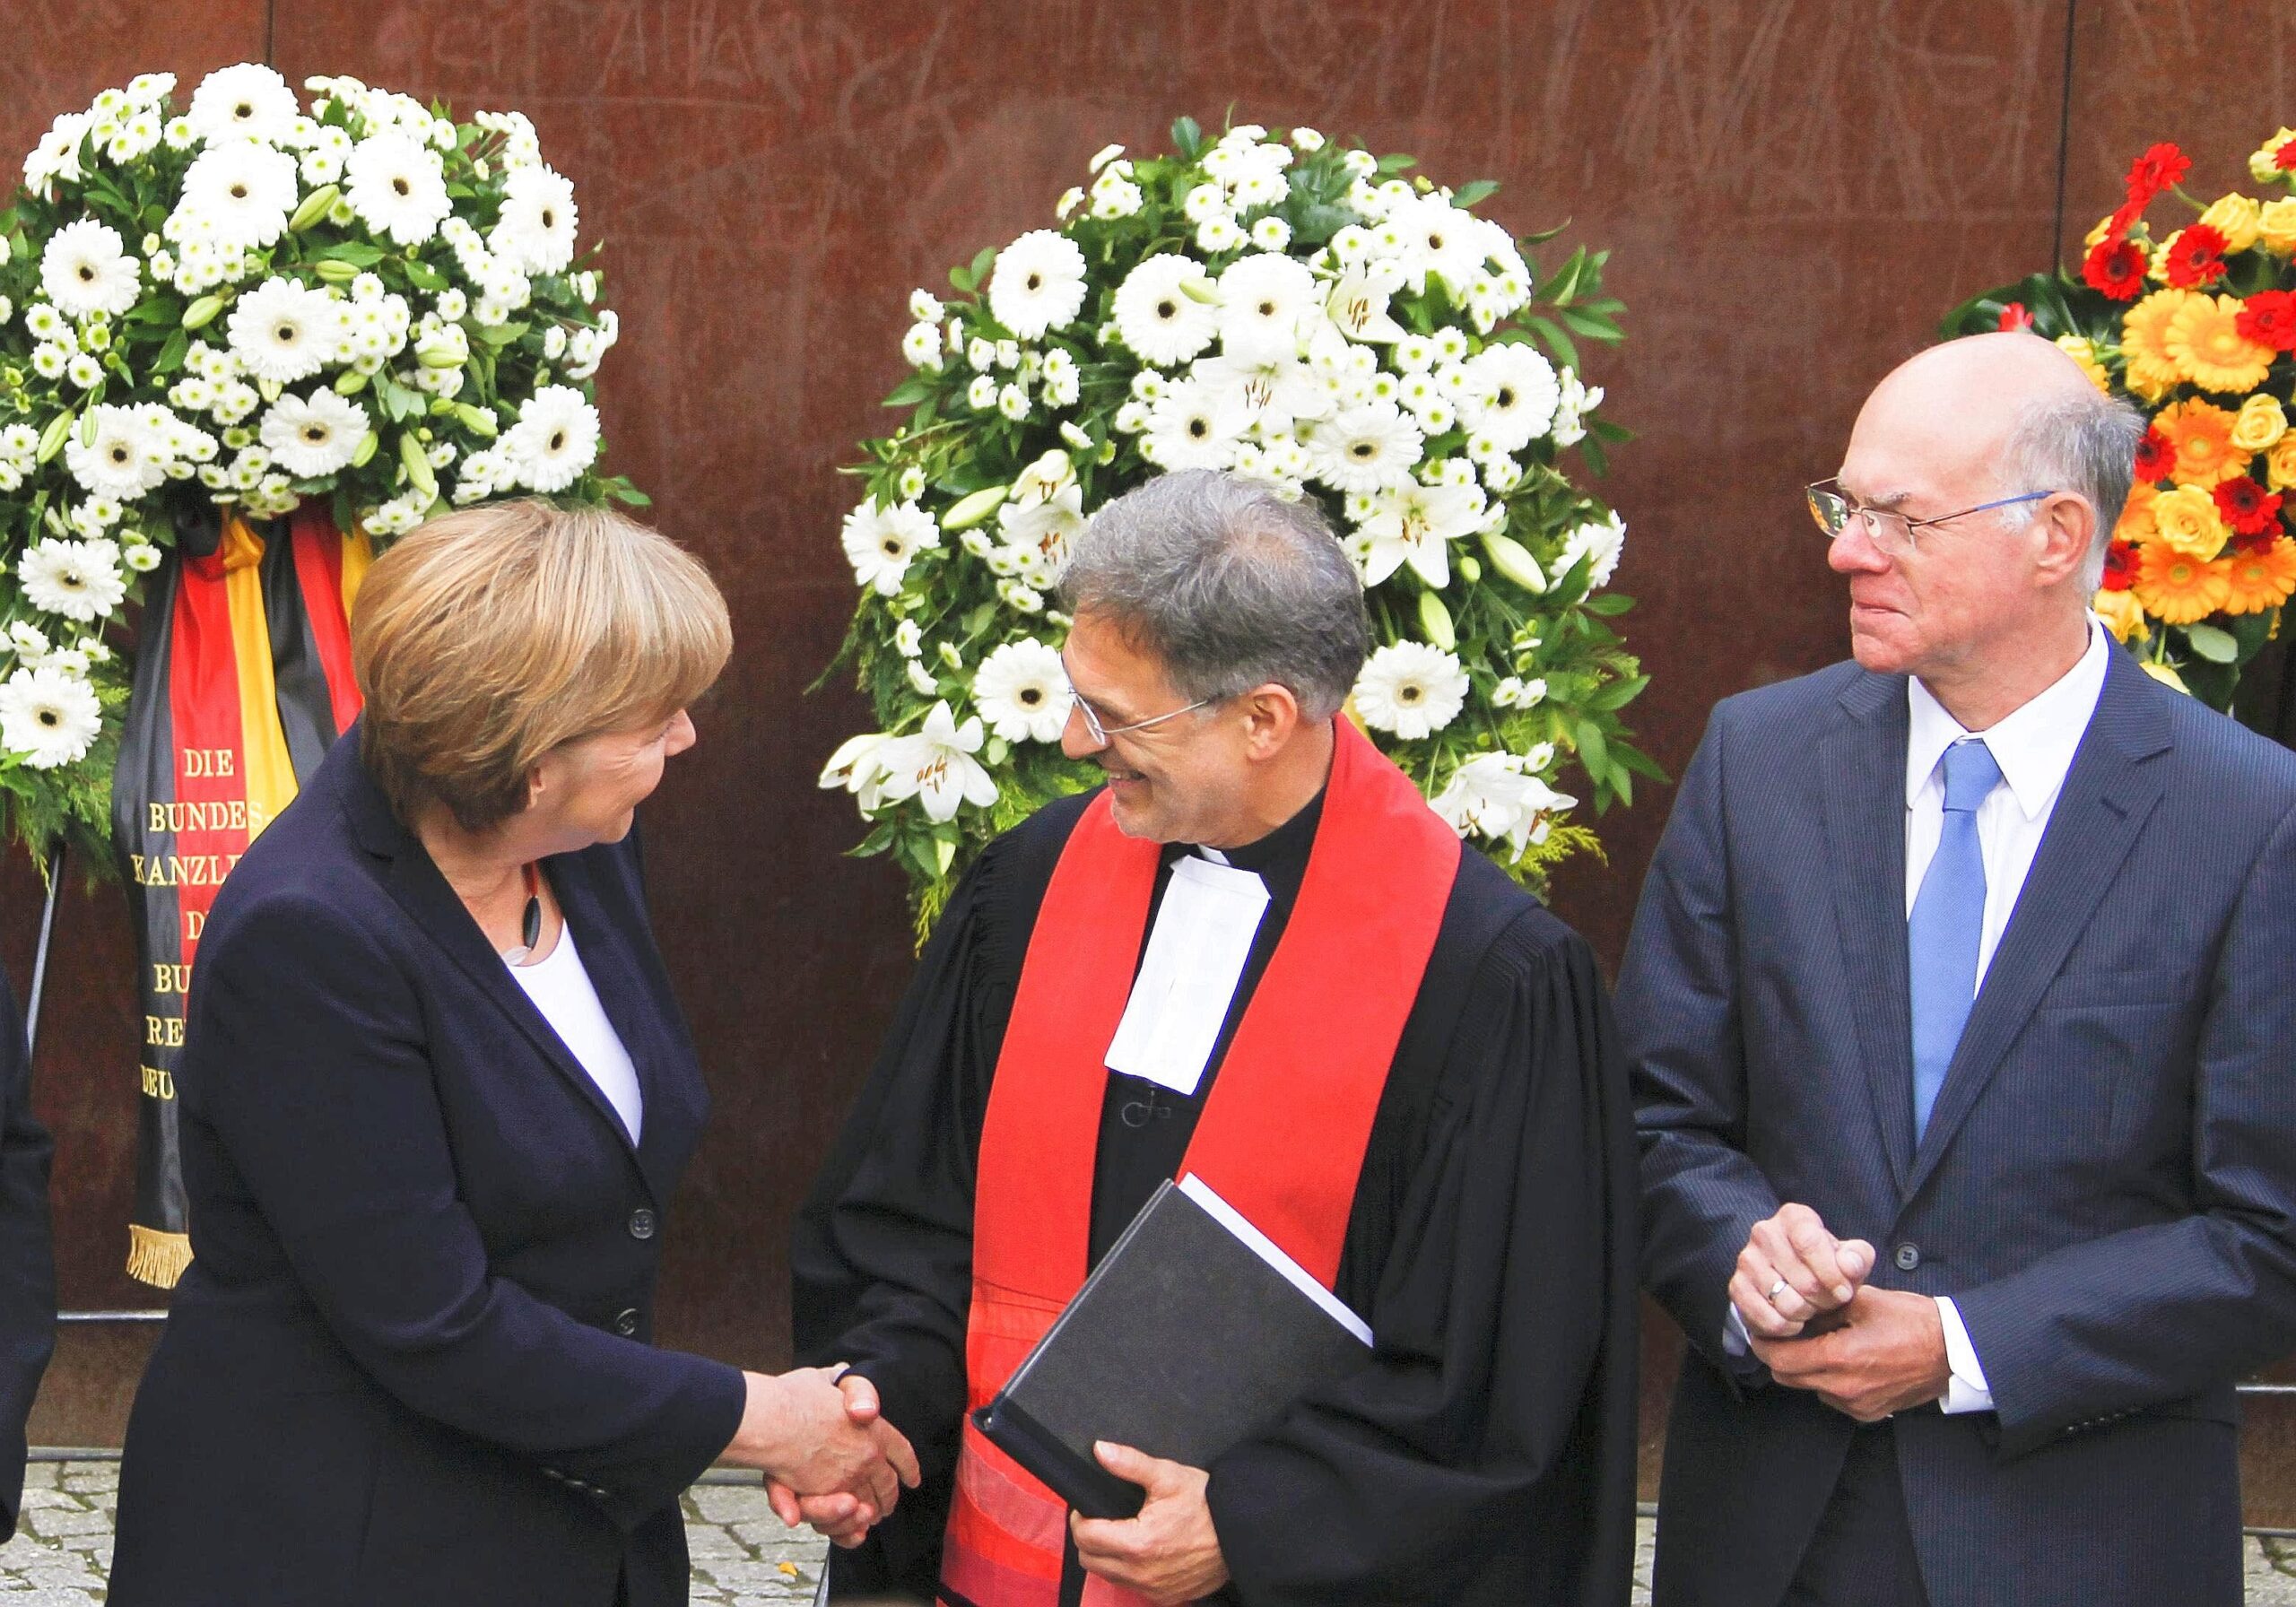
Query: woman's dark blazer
109 727 745 1607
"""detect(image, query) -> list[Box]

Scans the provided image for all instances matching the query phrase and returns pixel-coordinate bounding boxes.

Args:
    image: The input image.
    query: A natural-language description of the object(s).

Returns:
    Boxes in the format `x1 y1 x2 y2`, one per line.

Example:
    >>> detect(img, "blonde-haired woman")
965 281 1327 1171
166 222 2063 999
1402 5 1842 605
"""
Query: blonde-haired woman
111 501 911 1607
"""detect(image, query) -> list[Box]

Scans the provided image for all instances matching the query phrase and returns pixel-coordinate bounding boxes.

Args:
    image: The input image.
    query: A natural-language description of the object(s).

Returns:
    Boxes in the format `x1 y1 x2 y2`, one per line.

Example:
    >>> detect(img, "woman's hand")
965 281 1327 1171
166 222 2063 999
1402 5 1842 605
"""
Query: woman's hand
726 1368 918 1531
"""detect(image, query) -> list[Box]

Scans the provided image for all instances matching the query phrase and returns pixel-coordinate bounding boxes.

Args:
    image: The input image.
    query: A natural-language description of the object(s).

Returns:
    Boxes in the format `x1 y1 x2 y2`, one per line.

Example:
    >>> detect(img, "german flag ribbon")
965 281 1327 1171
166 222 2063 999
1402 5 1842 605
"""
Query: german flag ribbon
109 505 370 1288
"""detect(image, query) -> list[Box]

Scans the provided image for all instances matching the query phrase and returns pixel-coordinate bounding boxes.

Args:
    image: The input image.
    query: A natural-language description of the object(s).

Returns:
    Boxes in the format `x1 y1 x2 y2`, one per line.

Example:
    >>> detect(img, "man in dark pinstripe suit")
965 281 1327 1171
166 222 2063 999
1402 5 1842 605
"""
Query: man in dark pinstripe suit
1622 332 2296 1607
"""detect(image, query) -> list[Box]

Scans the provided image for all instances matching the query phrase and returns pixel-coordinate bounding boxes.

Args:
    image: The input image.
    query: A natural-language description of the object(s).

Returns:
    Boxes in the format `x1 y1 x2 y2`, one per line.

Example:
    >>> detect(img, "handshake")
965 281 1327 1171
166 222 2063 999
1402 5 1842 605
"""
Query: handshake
724 1367 919 1547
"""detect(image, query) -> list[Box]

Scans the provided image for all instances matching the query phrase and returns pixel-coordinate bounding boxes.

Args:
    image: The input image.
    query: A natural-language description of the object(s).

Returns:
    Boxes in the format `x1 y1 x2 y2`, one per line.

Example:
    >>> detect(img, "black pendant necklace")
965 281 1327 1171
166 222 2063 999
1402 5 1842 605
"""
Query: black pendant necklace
505 862 544 964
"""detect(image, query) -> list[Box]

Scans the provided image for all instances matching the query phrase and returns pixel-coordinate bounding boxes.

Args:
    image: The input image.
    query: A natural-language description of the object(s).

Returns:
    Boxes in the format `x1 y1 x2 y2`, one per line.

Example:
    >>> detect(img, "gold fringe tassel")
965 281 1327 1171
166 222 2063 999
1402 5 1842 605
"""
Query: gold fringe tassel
126 1225 192 1290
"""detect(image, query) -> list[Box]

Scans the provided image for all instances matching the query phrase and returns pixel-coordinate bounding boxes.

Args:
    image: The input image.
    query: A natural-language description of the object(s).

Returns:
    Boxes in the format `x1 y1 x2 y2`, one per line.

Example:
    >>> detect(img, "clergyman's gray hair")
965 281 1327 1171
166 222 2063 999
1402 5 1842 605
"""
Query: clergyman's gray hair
1997 385 2146 593
1058 470 1370 719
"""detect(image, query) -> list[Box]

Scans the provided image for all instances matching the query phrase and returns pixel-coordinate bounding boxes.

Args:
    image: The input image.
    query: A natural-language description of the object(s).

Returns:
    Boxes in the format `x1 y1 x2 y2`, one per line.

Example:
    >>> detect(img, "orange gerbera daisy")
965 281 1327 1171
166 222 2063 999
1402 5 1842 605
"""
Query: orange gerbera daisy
2221 536 2296 615
2115 480 2161 544
2165 293 2277 394
2121 289 2204 400
2154 398 2252 487
2133 542 2231 623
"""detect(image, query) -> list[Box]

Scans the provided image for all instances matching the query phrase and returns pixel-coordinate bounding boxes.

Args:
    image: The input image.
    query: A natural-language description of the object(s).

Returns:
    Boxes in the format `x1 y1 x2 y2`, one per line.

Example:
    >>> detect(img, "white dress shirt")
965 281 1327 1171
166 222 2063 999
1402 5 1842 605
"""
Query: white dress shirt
1725 622 2111 1412
507 922 645 1145
1909 620 2110 1412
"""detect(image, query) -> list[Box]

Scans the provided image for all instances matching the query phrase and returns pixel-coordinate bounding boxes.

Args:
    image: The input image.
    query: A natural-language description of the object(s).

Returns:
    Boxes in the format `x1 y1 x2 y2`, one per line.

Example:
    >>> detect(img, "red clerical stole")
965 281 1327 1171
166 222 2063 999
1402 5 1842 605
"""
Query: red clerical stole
939 719 1461 1607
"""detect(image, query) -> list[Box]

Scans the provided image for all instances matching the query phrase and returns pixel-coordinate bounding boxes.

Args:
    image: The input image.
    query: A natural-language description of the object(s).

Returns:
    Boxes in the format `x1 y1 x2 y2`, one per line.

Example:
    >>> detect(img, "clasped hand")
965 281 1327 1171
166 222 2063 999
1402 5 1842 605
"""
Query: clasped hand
723 1368 918 1542
1734 1203 1951 1422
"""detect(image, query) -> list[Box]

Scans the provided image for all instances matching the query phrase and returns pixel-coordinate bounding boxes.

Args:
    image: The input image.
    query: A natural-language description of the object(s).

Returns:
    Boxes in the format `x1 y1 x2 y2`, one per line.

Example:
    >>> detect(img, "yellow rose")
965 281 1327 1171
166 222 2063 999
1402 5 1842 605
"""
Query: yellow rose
2140 659 2192 696
2198 193 2263 254
2083 213 2118 249
2269 435 2296 492
2054 334 2110 393
2252 128 2296 185
2150 482 2231 561
2092 587 2147 643
2231 393 2290 454
2147 231 2181 285
2260 197 2296 256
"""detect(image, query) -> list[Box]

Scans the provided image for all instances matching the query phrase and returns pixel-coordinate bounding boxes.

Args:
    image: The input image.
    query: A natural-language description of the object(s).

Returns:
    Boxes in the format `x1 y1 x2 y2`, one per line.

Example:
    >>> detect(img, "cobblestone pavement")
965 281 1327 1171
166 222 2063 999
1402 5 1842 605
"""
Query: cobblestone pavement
4 1461 2296 1603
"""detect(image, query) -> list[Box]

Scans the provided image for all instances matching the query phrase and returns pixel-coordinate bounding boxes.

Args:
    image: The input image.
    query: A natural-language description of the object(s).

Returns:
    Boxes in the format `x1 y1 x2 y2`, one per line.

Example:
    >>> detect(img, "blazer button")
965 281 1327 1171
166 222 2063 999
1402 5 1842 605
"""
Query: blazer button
1893 1243 1922 1272
613 1307 640 1336
628 1208 657 1241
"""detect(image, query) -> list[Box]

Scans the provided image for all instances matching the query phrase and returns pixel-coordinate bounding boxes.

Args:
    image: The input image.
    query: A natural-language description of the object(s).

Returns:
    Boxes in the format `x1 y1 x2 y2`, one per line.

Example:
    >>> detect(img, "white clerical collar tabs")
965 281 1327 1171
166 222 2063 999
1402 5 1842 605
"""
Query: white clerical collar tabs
1105 856 1269 1098
1196 845 1231 865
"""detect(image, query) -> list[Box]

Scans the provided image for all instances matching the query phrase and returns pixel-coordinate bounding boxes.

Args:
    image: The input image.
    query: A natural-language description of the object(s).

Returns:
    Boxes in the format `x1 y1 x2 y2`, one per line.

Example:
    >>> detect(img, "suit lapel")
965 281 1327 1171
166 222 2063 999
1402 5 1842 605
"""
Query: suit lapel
1902 648 2172 1198
1820 672 1917 1195
342 739 649 1170
552 858 691 1205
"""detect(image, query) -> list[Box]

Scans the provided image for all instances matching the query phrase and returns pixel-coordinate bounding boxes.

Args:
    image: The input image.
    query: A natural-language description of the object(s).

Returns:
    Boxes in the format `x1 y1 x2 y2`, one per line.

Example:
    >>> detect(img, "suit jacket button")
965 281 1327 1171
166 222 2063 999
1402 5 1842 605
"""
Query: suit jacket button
1893 1243 1921 1271
613 1307 640 1336
628 1207 657 1240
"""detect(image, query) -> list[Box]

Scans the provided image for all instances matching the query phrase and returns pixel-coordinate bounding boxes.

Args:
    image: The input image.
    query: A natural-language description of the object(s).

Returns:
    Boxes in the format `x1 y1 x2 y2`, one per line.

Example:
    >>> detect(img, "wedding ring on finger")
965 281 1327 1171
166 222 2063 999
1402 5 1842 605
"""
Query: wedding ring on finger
1766 1277 1793 1306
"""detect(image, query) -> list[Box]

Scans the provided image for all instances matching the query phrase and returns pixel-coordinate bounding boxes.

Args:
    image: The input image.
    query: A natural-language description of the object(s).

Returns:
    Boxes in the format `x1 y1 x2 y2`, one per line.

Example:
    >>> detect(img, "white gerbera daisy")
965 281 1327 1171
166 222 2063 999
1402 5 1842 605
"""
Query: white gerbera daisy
23 114 91 198
227 278 344 384
504 385 601 493
16 537 127 623
258 389 370 477
1463 344 1561 451
1112 255 1218 367
987 230 1088 341
490 165 579 274
971 639 1074 743
187 63 300 144
40 222 141 319
344 130 453 248
1355 482 1488 589
841 497 943 595
1214 253 1318 362
176 140 300 250
0 667 104 769
1353 642 1469 740
1388 194 1490 294
1311 402 1423 495
63 405 169 500
1141 378 1240 472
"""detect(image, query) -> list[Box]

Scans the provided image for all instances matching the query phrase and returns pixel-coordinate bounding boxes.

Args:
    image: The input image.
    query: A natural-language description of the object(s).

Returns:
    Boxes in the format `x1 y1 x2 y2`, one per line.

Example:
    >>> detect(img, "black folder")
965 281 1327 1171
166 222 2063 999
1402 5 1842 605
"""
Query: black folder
971 1174 1375 1519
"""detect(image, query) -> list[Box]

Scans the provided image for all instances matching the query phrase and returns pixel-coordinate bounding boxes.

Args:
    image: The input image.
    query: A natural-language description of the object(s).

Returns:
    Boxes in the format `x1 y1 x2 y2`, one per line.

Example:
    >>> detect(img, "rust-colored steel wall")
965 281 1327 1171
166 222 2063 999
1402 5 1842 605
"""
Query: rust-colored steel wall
2 0 2290 1520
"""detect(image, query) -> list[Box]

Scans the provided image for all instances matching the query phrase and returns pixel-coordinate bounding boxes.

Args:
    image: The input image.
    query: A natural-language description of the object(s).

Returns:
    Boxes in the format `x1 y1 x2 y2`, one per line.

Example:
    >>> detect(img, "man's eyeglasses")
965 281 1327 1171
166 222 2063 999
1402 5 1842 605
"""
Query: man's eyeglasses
1805 479 2059 558
1070 688 1215 746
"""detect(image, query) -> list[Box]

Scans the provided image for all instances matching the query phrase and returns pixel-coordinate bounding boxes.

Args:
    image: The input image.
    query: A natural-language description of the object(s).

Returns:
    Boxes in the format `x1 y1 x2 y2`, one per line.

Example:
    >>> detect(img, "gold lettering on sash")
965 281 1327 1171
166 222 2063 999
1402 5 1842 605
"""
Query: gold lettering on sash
139 1065 177 1100
149 963 193 996
147 799 251 834
144 1015 186 1049
181 749 236 778
128 853 243 888
183 910 205 942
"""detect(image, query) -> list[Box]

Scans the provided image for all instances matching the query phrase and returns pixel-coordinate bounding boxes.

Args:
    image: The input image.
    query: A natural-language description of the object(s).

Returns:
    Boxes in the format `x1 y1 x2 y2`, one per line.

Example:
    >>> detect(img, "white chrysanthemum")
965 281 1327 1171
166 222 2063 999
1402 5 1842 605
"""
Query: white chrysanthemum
63 406 169 500
16 537 126 623
987 230 1088 341
1387 194 1491 294
1352 642 1469 740
490 164 579 274
227 279 344 384
40 221 141 318
187 64 300 144
0 667 104 769
1214 253 1318 362
841 497 943 595
1430 751 1576 861
901 321 943 370
344 130 453 248
971 639 1074 743
1355 482 1487 588
258 389 370 477
1312 402 1423 495
1112 255 1218 367
1555 511 1627 588
1464 344 1561 451
177 140 300 250
1552 369 1603 447
503 386 601 493
1141 378 1240 472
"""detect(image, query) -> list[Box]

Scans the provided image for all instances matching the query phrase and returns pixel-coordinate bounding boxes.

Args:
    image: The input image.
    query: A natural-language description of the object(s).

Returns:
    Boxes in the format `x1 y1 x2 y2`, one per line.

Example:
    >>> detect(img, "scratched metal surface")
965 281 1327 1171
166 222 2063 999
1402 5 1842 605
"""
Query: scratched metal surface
1 1 2290 1524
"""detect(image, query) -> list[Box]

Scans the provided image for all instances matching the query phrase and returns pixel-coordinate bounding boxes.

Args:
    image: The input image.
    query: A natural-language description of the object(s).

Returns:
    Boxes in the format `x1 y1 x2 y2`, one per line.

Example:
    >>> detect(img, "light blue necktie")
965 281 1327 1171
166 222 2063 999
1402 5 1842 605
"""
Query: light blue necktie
1908 739 2003 1142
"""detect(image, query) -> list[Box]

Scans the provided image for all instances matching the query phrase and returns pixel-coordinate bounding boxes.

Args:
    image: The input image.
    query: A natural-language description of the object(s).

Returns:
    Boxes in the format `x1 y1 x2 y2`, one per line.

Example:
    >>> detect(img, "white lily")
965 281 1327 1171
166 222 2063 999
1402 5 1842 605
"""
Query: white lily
818 733 897 812
1430 751 1577 862
876 701 998 823
1356 481 1487 587
1326 267 1408 343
